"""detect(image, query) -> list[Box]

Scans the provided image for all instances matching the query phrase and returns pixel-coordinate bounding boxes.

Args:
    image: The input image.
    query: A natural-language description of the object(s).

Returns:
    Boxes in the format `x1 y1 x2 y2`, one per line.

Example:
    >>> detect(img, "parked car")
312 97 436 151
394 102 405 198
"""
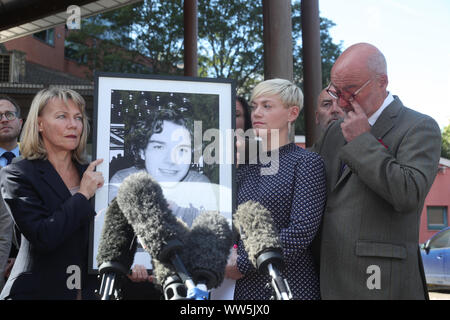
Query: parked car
421 227 450 290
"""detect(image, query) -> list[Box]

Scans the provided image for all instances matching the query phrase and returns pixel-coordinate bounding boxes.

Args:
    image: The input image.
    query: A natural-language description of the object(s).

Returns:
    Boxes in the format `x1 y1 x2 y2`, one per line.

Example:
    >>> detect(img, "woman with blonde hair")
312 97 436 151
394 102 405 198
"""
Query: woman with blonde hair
0 88 104 300
227 78 327 300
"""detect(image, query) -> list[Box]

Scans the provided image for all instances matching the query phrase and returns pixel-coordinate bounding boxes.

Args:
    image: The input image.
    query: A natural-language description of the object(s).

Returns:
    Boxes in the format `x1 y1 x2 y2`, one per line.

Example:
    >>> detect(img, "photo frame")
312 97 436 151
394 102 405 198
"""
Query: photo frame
89 72 236 273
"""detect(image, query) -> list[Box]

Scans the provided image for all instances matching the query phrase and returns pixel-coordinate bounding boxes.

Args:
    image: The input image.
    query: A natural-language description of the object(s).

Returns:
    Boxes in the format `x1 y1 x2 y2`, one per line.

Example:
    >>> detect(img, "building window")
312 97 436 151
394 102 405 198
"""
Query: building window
33 29 55 46
0 54 11 82
427 206 448 230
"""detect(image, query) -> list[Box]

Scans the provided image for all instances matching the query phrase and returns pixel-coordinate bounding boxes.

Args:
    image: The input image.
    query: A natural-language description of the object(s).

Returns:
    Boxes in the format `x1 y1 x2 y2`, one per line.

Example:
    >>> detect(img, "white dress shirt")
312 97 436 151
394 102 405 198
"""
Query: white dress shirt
368 92 394 126
0 145 20 167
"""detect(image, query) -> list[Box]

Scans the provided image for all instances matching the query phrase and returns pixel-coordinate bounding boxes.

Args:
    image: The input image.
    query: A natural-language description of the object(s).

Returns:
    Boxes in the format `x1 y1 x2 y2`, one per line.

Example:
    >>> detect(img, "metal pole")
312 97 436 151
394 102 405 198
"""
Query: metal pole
262 0 294 81
262 0 294 141
184 0 198 77
301 0 322 147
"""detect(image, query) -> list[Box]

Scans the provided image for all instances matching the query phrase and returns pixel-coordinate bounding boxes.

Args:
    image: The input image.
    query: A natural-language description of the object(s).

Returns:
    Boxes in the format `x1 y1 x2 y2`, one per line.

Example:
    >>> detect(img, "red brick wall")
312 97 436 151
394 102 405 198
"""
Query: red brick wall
4 25 90 79
419 165 450 243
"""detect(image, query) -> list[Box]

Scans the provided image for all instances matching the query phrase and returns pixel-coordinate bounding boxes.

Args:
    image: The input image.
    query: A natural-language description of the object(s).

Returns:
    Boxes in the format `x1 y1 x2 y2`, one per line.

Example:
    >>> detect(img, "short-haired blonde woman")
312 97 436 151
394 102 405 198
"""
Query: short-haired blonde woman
0 88 104 300
228 79 327 300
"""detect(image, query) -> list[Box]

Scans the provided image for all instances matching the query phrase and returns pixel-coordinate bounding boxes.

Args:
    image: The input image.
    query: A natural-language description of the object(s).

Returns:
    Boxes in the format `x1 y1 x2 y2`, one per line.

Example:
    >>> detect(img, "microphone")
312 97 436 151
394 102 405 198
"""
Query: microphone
148 239 187 301
182 211 233 290
234 200 292 300
152 258 187 300
116 171 204 299
96 198 137 300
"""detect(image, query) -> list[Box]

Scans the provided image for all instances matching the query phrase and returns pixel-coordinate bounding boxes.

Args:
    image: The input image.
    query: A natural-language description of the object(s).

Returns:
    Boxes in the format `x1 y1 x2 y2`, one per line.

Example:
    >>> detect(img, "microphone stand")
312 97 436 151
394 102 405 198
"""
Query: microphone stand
97 262 128 300
256 251 292 300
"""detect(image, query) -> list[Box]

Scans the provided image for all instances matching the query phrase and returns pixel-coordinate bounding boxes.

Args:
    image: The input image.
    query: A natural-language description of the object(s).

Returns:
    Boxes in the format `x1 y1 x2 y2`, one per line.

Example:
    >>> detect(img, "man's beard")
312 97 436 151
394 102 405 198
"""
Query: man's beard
0 130 20 143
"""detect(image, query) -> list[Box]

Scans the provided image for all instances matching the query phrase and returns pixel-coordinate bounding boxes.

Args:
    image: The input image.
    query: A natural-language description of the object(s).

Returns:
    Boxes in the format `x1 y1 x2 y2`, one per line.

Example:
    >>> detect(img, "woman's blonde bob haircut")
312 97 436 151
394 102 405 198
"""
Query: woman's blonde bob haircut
20 87 89 164
250 78 304 110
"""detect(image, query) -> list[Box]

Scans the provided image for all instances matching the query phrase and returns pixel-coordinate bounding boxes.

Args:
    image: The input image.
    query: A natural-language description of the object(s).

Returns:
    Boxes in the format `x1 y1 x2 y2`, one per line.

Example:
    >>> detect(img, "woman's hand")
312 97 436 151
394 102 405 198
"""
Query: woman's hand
78 159 104 200
128 264 153 283
225 246 244 280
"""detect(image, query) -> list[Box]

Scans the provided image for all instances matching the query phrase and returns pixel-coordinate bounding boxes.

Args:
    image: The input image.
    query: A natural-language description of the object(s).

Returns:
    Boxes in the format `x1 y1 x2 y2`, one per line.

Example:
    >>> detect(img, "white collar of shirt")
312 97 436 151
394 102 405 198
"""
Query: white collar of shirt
368 92 394 126
0 144 20 166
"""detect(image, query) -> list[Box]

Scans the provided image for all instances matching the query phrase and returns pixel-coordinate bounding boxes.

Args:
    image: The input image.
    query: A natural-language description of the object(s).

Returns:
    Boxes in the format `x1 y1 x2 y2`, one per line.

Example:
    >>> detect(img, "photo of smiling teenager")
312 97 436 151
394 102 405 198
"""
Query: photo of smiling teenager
108 94 217 229
141 120 192 183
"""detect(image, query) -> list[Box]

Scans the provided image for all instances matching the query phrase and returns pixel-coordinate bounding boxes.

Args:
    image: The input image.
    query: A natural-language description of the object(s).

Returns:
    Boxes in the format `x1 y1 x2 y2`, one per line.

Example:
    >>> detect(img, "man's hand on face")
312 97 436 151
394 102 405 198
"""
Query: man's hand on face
340 98 371 142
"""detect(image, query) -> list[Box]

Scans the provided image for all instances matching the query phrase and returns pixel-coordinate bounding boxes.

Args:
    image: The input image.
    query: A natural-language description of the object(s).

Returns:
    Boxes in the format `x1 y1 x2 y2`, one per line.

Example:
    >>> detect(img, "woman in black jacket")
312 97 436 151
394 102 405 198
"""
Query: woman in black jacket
0 88 104 300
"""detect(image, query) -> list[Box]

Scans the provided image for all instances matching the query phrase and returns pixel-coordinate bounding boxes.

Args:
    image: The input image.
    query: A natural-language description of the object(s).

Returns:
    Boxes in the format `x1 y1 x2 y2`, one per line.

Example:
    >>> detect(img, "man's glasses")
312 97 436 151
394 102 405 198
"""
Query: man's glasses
326 79 372 102
0 111 18 121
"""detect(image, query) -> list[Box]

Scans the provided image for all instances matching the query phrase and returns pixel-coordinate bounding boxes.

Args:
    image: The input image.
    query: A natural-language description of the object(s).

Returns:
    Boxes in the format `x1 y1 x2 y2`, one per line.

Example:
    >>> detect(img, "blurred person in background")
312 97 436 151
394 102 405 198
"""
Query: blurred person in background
315 88 344 134
236 96 252 132
0 95 22 291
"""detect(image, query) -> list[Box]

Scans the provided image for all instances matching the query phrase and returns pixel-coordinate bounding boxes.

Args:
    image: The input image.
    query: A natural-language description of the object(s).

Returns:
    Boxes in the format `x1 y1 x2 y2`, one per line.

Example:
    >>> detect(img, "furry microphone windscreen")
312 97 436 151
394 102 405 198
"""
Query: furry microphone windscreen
233 201 282 267
149 220 190 287
116 171 189 260
182 211 233 289
151 257 177 287
96 197 137 270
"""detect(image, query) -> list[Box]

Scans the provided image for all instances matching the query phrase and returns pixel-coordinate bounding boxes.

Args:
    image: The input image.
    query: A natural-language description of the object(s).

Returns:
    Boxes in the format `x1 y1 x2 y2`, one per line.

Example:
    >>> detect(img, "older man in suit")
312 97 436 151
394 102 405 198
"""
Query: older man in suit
0 96 22 291
313 43 441 299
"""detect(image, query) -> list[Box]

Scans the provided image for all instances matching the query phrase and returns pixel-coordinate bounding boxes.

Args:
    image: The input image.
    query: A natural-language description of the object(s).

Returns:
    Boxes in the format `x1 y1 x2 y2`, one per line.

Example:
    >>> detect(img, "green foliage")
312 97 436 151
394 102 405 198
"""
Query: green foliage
67 0 342 135
442 123 450 159
197 0 264 94
67 1 185 77
291 1 342 135
131 0 185 75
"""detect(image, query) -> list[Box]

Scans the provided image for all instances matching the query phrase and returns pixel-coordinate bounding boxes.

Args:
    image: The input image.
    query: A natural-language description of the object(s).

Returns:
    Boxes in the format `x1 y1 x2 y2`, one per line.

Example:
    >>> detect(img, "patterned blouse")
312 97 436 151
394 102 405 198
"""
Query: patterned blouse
234 143 326 300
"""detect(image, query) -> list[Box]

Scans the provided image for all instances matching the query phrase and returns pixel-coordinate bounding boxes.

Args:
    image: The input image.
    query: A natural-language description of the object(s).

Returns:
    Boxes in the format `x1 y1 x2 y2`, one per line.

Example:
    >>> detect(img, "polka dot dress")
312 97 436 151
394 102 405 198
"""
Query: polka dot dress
234 143 326 300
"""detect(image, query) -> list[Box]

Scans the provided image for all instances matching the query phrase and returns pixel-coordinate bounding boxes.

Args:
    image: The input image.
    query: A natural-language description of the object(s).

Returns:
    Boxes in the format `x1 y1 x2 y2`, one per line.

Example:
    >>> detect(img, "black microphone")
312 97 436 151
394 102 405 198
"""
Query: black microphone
234 200 292 300
116 171 200 298
96 197 137 300
182 211 233 290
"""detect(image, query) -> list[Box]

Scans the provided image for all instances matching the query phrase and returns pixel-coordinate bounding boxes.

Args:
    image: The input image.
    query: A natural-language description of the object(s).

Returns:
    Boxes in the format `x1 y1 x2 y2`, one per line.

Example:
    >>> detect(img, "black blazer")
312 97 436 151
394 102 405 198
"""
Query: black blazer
0 158 98 300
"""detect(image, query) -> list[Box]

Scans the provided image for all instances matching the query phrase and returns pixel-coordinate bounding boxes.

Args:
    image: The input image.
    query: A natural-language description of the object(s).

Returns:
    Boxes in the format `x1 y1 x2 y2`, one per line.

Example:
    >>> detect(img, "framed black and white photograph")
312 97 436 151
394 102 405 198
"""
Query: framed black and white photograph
89 72 235 274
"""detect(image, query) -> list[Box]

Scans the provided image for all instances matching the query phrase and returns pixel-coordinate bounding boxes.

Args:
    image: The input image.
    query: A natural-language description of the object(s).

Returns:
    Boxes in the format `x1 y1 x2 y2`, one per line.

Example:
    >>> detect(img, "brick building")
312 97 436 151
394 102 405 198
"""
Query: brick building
0 24 94 118
419 158 450 243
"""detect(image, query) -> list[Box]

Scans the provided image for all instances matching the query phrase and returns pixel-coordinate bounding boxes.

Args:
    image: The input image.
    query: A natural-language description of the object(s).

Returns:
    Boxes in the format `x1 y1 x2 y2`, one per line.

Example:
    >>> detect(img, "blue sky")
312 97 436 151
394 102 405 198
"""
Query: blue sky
319 0 450 129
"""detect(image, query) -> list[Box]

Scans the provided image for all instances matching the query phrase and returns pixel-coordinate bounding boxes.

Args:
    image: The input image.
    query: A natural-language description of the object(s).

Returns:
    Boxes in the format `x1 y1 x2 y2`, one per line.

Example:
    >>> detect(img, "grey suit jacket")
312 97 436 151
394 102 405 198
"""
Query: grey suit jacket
0 165 13 291
312 96 441 299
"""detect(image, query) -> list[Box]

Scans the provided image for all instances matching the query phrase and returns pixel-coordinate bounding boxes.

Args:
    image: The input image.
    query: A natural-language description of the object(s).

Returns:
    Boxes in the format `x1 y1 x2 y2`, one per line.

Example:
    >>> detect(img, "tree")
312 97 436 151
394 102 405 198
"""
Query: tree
442 123 450 159
291 1 342 87
66 5 149 77
67 1 185 77
69 0 341 83
291 0 342 134
67 0 342 134
197 0 342 94
195 0 342 134
131 0 185 75
197 0 264 93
